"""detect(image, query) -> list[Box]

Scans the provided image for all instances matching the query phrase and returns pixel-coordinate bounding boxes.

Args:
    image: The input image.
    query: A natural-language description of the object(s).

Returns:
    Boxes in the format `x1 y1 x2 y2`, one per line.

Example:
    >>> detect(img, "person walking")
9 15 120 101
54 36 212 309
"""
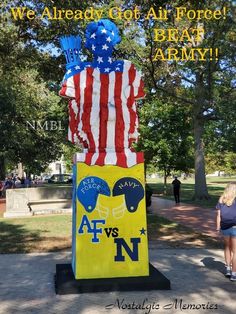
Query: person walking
172 176 181 204
216 182 236 281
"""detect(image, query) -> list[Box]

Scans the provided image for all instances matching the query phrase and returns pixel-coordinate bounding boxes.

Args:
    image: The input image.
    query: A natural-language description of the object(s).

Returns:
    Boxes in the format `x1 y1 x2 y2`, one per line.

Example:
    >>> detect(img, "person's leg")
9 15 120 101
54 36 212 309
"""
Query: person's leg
174 191 177 203
177 189 180 203
224 236 232 276
231 236 236 272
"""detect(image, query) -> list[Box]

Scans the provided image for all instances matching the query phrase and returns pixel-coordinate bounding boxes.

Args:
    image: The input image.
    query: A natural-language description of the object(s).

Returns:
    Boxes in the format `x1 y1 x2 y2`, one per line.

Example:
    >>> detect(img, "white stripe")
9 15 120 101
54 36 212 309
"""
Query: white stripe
106 71 116 150
68 123 72 142
65 76 76 98
91 153 99 165
133 70 142 98
75 153 86 163
71 99 78 116
90 70 101 149
70 100 78 143
70 99 78 144
126 151 137 167
77 69 88 144
121 61 131 149
104 152 117 165
129 103 139 141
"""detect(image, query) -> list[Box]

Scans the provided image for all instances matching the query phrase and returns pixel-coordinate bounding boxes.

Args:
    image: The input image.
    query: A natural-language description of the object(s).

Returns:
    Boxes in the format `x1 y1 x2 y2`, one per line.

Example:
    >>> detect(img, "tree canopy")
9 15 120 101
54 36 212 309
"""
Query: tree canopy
0 0 235 200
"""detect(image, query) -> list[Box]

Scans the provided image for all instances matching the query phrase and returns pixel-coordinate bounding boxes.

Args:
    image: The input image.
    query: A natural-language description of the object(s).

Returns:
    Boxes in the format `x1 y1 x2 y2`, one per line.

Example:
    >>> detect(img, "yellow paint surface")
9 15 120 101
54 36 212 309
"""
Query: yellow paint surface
74 162 149 279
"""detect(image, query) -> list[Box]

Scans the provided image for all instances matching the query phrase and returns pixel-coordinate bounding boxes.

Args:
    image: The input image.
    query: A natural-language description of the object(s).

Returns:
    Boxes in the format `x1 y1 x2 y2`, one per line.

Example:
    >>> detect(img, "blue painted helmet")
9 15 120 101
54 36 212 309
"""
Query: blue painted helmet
112 177 144 212
77 176 111 212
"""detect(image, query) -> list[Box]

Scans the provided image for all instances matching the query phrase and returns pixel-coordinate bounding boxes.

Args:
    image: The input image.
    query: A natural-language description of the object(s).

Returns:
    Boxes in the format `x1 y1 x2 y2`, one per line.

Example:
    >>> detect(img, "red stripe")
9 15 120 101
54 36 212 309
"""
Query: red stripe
73 74 84 145
116 152 127 167
82 68 96 152
74 74 80 102
114 72 124 150
59 83 68 97
114 72 127 167
128 138 136 147
127 64 136 137
85 153 93 165
69 74 80 143
136 152 144 164
99 74 109 151
136 79 145 99
68 100 76 143
95 152 106 165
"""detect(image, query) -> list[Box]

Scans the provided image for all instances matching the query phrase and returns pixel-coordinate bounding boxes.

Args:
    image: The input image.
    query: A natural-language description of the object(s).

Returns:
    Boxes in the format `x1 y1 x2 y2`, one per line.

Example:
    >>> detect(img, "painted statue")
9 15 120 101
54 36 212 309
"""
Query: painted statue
59 19 149 280
60 19 145 167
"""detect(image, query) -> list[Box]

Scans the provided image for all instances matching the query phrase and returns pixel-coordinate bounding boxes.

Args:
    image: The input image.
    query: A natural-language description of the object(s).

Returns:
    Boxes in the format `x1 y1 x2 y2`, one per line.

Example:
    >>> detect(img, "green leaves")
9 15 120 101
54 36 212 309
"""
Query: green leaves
137 100 194 175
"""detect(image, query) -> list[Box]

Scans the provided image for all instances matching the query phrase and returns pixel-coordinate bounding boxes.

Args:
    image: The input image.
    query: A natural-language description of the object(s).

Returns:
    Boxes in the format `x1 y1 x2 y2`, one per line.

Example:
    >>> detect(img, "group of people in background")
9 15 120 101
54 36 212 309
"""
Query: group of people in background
0 176 32 198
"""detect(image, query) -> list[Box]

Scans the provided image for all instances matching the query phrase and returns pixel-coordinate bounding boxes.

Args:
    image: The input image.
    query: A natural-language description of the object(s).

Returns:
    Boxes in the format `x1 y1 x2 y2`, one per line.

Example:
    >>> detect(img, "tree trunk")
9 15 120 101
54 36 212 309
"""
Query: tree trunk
0 155 6 180
163 168 167 195
193 73 210 200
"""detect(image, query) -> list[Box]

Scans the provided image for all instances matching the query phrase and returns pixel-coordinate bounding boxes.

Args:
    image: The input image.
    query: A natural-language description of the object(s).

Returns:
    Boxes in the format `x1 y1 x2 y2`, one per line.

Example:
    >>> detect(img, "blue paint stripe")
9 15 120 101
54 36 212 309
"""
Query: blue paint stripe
71 164 77 275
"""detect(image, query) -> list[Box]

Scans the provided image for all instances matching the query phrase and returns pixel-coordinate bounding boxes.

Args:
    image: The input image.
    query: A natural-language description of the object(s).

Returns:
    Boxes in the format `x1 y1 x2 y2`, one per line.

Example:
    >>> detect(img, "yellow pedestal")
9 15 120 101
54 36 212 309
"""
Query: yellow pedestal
72 159 149 279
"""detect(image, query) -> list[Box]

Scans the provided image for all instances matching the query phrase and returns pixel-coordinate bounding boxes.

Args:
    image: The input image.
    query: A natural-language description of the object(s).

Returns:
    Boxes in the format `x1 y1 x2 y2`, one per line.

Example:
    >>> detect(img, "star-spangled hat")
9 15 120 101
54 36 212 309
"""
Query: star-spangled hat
59 35 81 69
85 19 121 56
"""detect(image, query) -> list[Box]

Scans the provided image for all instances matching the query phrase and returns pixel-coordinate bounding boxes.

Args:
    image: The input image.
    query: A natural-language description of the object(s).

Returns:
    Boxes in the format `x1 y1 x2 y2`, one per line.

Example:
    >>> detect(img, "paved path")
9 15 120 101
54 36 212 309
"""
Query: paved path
149 197 218 238
0 250 235 314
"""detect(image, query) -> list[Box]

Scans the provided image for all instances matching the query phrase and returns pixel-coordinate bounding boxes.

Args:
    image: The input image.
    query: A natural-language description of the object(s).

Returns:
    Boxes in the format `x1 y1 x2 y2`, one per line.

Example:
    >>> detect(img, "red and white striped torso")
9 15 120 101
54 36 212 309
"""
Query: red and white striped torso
60 60 145 167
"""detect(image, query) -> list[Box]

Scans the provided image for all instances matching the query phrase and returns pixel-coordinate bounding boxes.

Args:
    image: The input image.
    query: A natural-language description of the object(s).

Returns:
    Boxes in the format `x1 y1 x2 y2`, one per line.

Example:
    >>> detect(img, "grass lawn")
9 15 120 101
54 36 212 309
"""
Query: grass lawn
0 215 72 253
0 176 229 253
147 176 236 208
0 213 222 254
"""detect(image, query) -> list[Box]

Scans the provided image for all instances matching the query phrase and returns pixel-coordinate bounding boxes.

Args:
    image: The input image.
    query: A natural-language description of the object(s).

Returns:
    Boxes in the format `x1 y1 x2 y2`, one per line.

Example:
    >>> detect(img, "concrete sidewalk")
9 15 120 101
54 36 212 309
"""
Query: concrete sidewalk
149 197 218 238
0 250 235 314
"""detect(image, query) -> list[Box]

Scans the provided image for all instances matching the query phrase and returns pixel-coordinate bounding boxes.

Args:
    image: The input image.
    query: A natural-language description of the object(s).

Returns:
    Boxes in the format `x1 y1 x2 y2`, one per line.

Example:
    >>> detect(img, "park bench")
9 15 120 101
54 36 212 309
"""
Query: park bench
27 199 72 215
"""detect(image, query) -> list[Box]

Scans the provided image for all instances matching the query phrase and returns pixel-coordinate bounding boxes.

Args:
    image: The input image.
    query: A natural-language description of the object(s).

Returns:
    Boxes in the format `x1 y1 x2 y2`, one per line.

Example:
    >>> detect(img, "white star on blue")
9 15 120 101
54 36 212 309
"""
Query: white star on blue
97 57 103 64
102 44 109 50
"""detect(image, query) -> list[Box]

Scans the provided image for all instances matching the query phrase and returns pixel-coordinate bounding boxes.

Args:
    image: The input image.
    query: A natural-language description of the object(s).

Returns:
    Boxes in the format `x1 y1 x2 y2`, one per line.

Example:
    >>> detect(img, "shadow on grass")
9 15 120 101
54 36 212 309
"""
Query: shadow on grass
0 221 72 254
0 221 42 254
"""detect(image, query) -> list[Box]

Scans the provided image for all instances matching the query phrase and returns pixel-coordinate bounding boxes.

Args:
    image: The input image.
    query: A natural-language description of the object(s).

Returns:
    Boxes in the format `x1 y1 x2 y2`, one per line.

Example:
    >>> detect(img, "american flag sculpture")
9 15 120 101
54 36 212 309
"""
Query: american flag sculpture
58 20 150 281
59 19 145 167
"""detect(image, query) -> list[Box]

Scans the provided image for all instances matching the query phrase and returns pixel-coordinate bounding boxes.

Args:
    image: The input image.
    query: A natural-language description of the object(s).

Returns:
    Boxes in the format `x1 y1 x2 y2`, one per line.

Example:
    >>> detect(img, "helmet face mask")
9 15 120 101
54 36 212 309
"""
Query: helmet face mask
96 194 126 219
96 194 110 219
112 199 126 219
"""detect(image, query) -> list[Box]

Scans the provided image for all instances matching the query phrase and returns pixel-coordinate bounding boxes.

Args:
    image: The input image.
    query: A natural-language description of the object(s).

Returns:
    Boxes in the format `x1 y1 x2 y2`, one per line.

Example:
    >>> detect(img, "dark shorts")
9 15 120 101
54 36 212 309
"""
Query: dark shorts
221 226 236 237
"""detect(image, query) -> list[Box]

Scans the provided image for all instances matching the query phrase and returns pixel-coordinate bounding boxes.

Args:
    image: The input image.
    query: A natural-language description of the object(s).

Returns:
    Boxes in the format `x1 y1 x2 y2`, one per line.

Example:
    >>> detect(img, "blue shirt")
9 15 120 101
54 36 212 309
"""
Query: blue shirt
216 200 236 230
